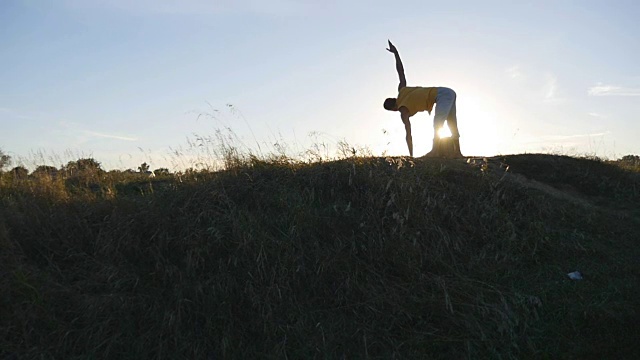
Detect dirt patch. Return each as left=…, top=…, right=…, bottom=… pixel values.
left=507, top=172, right=596, bottom=209
left=467, top=154, right=640, bottom=219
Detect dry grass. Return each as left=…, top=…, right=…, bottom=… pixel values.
left=1, top=152, right=639, bottom=359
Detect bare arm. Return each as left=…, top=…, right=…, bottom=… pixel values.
left=400, top=108, right=413, bottom=157
left=387, top=40, right=407, bottom=91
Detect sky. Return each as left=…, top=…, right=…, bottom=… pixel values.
left=1, top=0, right=639, bottom=171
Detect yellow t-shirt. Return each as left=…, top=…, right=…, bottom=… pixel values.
left=396, top=86, right=438, bottom=117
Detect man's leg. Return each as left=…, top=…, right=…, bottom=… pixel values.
left=446, top=97, right=460, bottom=139
left=434, top=88, right=455, bottom=136
left=445, top=95, right=463, bottom=157
left=426, top=87, right=455, bottom=157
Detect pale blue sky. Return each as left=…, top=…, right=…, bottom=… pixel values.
left=1, top=0, right=639, bottom=170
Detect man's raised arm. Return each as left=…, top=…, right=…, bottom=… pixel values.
left=386, top=40, right=406, bottom=91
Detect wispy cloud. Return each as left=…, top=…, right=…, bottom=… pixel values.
left=587, top=112, right=605, bottom=118
left=64, top=0, right=316, bottom=16
left=543, top=74, right=564, bottom=103
left=59, top=121, right=138, bottom=142
left=545, top=76, right=557, bottom=99
left=0, top=107, right=39, bottom=120
left=505, top=66, right=566, bottom=103
left=505, top=65, right=523, bottom=79
left=588, top=84, right=640, bottom=96
left=542, top=131, right=610, bottom=141
left=82, top=130, right=138, bottom=141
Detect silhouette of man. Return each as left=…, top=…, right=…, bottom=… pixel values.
left=383, top=40, right=462, bottom=158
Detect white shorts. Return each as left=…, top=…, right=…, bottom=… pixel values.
left=433, top=87, right=459, bottom=138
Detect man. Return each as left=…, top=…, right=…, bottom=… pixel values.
left=383, top=40, right=462, bottom=158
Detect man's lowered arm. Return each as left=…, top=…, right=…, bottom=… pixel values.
left=400, top=108, right=413, bottom=157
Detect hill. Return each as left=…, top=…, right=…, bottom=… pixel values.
left=1, top=153, right=639, bottom=359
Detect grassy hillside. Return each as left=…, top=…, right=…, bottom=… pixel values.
left=1, top=154, right=639, bottom=359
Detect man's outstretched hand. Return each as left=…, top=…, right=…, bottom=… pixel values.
left=386, top=40, right=398, bottom=54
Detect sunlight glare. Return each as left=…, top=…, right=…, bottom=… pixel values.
left=438, top=126, right=452, bottom=138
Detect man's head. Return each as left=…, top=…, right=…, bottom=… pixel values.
left=383, top=98, right=397, bottom=111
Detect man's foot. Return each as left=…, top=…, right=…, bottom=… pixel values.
left=424, top=138, right=441, bottom=157
left=440, top=137, right=464, bottom=158
left=451, top=138, right=464, bottom=158
left=425, top=137, right=464, bottom=158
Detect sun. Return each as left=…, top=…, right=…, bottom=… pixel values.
left=438, top=126, right=452, bottom=138
left=457, top=96, right=501, bottom=156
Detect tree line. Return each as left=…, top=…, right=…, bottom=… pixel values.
left=0, top=149, right=171, bottom=179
